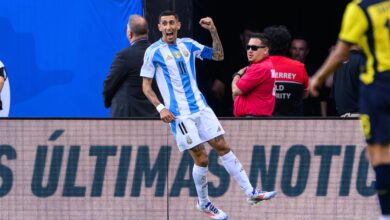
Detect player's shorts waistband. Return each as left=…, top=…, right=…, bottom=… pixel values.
left=374, top=71, right=390, bottom=83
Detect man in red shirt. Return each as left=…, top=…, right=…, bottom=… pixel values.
left=231, top=33, right=275, bottom=117
left=264, top=25, right=309, bottom=116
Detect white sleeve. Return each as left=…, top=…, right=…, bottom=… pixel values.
left=189, top=39, right=204, bottom=59
left=140, top=48, right=156, bottom=78
left=186, top=38, right=213, bottom=60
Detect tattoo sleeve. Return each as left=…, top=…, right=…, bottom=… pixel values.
left=210, top=29, right=224, bottom=61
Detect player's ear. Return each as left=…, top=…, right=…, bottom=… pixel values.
left=177, top=21, right=181, bottom=30
left=158, top=23, right=163, bottom=32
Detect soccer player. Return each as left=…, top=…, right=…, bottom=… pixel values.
left=309, top=0, right=390, bottom=219
left=141, top=10, right=277, bottom=220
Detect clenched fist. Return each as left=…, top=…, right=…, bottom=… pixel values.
left=199, top=17, right=216, bottom=31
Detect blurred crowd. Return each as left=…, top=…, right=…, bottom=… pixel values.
left=196, top=26, right=364, bottom=117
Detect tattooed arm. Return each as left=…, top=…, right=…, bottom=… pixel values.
left=199, top=17, right=224, bottom=61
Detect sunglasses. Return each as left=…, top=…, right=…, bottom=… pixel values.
left=246, top=45, right=267, bottom=51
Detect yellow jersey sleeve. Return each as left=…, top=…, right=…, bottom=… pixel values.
left=339, top=2, right=368, bottom=44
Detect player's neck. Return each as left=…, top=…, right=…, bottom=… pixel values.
left=162, top=37, right=177, bottom=45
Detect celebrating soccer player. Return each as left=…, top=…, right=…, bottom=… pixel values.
left=141, top=10, right=277, bottom=220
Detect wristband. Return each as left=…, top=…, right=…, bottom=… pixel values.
left=156, top=104, right=165, bottom=113
left=232, top=72, right=242, bottom=78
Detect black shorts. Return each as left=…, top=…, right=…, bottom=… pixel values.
left=359, top=80, right=390, bottom=144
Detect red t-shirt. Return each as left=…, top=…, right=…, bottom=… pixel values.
left=270, top=56, right=309, bottom=116
left=234, top=57, right=275, bottom=117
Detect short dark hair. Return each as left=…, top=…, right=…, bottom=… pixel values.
left=250, top=33, right=270, bottom=48
left=159, top=10, right=179, bottom=22
left=128, top=15, right=148, bottom=36
left=263, top=25, right=291, bottom=56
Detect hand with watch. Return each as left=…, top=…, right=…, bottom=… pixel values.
left=232, top=66, right=248, bottom=78
left=231, top=66, right=248, bottom=100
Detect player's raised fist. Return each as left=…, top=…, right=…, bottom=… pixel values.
left=199, top=17, right=215, bottom=31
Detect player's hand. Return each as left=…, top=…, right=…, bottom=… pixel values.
left=309, top=74, right=322, bottom=97
left=199, top=17, right=216, bottom=31
left=160, top=108, right=176, bottom=123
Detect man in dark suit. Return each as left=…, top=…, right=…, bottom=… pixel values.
left=103, top=15, right=159, bottom=117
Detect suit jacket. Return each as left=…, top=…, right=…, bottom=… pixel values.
left=103, top=39, right=159, bottom=117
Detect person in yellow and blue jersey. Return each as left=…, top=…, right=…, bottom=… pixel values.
left=310, top=0, right=390, bottom=218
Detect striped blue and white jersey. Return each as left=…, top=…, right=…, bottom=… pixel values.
left=140, top=38, right=214, bottom=116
